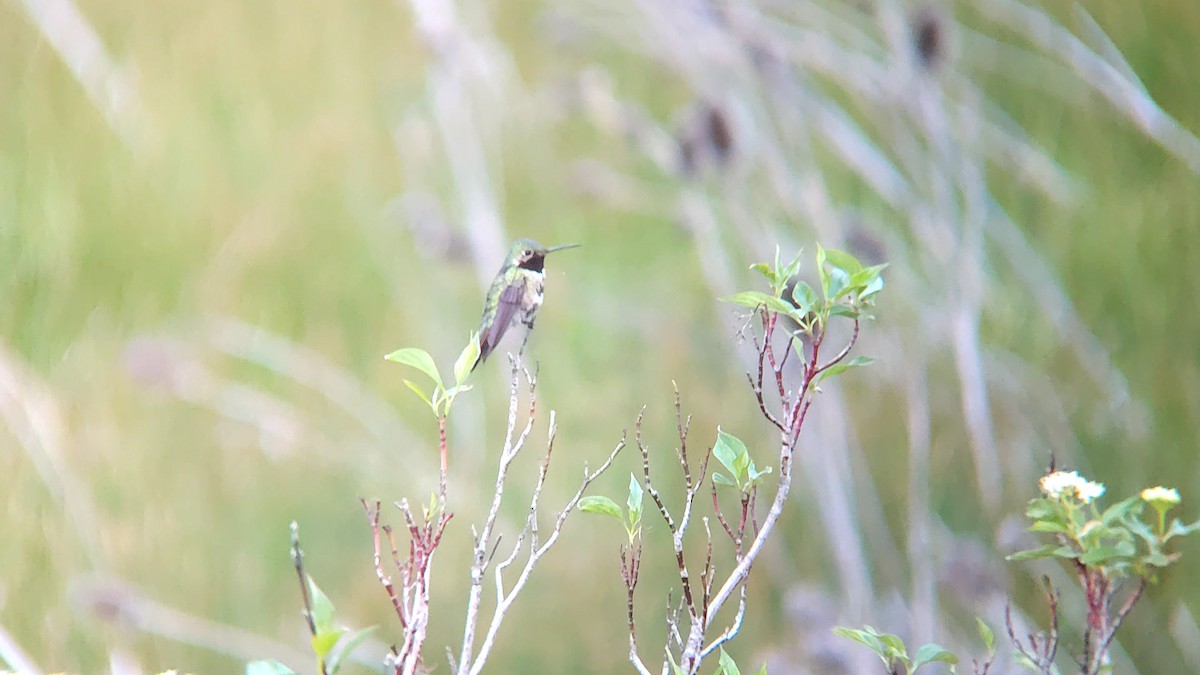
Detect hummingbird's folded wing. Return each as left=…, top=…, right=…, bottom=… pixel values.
left=479, top=276, right=527, bottom=362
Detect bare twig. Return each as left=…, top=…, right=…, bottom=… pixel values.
left=1005, top=578, right=1059, bottom=674
left=635, top=306, right=861, bottom=674
left=363, top=501, right=407, bottom=629
left=363, top=489, right=452, bottom=674
left=290, top=523, right=319, bottom=639
left=458, top=360, right=538, bottom=672
left=622, top=542, right=652, bottom=675
left=640, top=407, right=676, bottom=532
left=465, top=433, right=626, bottom=675
left=1096, top=578, right=1147, bottom=667
left=700, top=583, right=747, bottom=659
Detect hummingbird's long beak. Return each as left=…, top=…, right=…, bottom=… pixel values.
left=544, top=243, right=582, bottom=254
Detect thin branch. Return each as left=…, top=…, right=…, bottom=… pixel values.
left=700, top=518, right=715, bottom=623
left=640, top=407, right=676, bottom=532
left=1005, top=580, right=1059, bottom=675
left=711, top=480, right=737, bottom=545
left=623, top=542, right=653, bottom=675
left=811, top=319, right=860, bottom=378
left=290, top=523, right=319, bottom=638
left=458, top=360, right=537, bottom=672
left=673, top=383, right=694, bottom=484
left=465, top=433, right=627, bottom=675
left=700, top=583, right=747, bottom=659
left=363, top=500, right=407, bottom=627
left=1092, top=578, right=1147, bottom=674
left=746, top=371, right=785, bottom=433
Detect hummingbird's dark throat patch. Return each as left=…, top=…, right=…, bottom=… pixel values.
left=518, top=255, right=546, bottom=272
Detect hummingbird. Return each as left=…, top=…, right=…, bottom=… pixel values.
left=474, top=238, right=581, bottom=369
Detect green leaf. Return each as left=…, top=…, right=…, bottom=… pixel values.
left=816, top=243, right=829, bottom=298
left=754, top=665, right=767, bottom=675
left=384, top=348, right=443, bottom=388
left=976, top=617, right=996, bottom=655
left=1125, top=516, right=1159, bottom=547
left=443, top=384, right=474, bottom=399
left=717, top=648, right=741, bottom=675
left=827, top=265, right=850, bottom=300
left=1006, top=544, right=1074, bottom=562
left=1166, top=518, right=1200, bottom=540
left=1026, top=498, right=1067, bottom=523
left=326, top=625, right=378, bottom=675
left=816, top=356, right=876, bottom=383
left=425, top=490, right=440, bottom=521
left=307, top=575, right=336, bottom=635
left=246, top=661, right=299, bottom=675
left=722, top=291, right=801, bottom=319
left=833, top=626, right=886, bottom=654
left=712, top=472, right=737, bottom=487
left=579, top=496, right=624, bottom=521
left=1100, top=497, right=1143, bottom=525
left=453, top=333, right=481, bottom=386
left=402, top=379, right=437, bottom=413
left=1079, top=542, right=1137, bottom=566
left=749, top=262, right=776, bottom=286
left=791, top=281, right=818, bottom=316
left=878, top=632, right=908, bottom=659
left=1143, top=551, right=1180, bottom=568
left=311, top=629, right=345, bottom=660
left=1029, top=520, right=1070, bottom=534
left=666, top=649, right=684, bottom=675
left=627, top=474, right=644, bottom=520
left=849, top=262, right=887, bottom=286
left=781, top=248, right=804, bottom=282
left=913, top=643, right=958, bottom=669
left=860, top=274, right=885, bottom=300
left=713, top=428, right=749, bottom=483
left=723, top=290, right=775, bottom=309
left=828, top=303, right=860, bottom=319
left=823, top=248, right=864, bottom=275
left=732, top=447, right=751, bottom=482
left=748, top=463, right=772, bottom=482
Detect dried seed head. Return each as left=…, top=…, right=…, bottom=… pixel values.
left=676, top=102, right=736, bottom=177
left=912, top=5, right=946, bottom=72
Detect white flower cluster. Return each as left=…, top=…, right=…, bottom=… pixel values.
left=1141, top=486, right=1181, bottom=505
left=1038, top=470, right=1106, bottom=504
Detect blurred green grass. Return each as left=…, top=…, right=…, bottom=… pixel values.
left=3, top=0, right=1199, bottom=673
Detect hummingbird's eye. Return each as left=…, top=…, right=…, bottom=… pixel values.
left=523, top=249, right=532, bottom=257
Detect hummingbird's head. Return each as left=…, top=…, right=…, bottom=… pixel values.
left=509, top=238, right=581, bottom=272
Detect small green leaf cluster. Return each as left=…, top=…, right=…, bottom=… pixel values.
left=1007, top=472, right=1200, bottom=580
left=832, top=625, right=960, bottom=674
left=726, top=244, right=886, bottom=332
left=246, top=576, right=376, bottom=675
left=711, top=428, right=770, bottom=492
left=384, top=333, right=480, bottom=418
left=579, top=473, right=644, bottom=543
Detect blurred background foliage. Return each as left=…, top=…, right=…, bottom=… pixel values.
left=2, top=0, right=1199, bottom=673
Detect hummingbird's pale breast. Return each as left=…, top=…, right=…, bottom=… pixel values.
left=518, top=268, right=545, bottom=320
